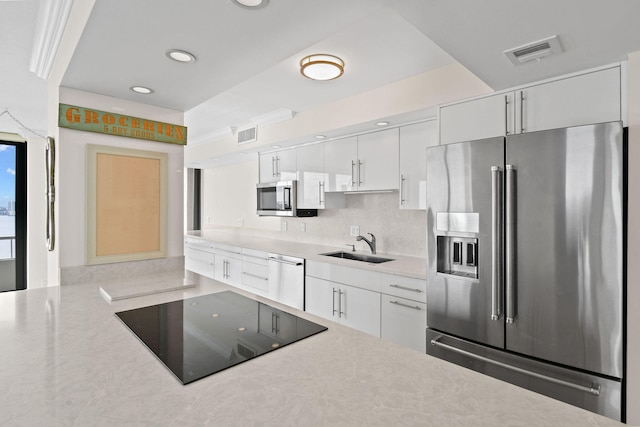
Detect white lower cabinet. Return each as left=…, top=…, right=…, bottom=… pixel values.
left=381, top=294, right=426, bottom=352
left=305, top=276, right=381, bottom=337
left=241, top=248, right=270, bottom=297
left=213, top=245, right=242, bottom=287
left=380, top=273, right=427, bottom=352
left=185, top=239, right=215, bottom=279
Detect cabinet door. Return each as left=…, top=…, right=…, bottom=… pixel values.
left=356, top=128, right=399, bottom=191
left=324, top=137, right=357, bottom=192
left=304, top=276, right=337, bottom=321
left=276, top=149, right=297, bottom=182
left=381, top=294, right=426, bottom=352
left=296, top=144, right=324, bottom=209
left=399, top=120, right=438, bottom=210
left=516, top=66, right=621, bottom=134
left=214, top=256, right=241, bottom=286
left=439, top=92, right=515, bottom=144
left=259, top=153, right=278, bottom=182
left=340, top=284, right=381, bottom=337
left=259, top=152, right=277, bottom=183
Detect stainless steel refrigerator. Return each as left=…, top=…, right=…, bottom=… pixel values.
left=425, top=122, right=625, bottom=421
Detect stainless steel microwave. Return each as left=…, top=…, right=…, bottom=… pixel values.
left=256, top=181, right=317, bottom=217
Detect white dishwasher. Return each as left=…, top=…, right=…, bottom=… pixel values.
left=268, top=254, right=304, bottom=310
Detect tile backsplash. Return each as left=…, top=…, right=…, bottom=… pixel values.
left=206, top=192, right=426, bottom=258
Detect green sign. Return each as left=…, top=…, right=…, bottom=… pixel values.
left=58, top=104, right=187, bottom=145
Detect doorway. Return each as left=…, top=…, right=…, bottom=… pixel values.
left=0, top=139, right=26, bottom=291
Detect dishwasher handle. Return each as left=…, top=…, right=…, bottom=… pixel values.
left=268, top=256, right=303, bottom=266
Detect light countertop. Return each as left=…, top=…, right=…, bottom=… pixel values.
left=0, top=275, right=624, bottom=426
left=186, top=229, right=427, bottom=280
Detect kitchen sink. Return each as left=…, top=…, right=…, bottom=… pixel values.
left=321, top=251, right=394, bottom=264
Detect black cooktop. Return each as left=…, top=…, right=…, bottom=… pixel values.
left=116, top=291, right=327, bottom=384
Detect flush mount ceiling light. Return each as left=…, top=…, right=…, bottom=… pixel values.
left=300, top=54, right=344, bottom=81
left=231, top=0, right=268, bottom=9
left=376, top=121, right=390, bottom=126
left=130, top=86, right=153, bottom=94
left=166, top=49, right=196, bottom=63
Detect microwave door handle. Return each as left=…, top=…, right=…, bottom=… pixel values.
left=283, top=187, right=291, bottom=209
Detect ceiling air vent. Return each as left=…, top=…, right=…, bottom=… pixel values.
left=504, top=35, right=562, bottom=66
left=237, top=125, right=257, bottom=144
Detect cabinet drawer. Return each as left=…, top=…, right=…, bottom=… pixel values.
left=306, top=260, right=380, bottom=293
left=242, top=248, right=269, bottom=266
left=381, top=294, right=426, bottom=352
left=185, top=246, right=215, bottom=264
left=214, top=244, right=242, bottom=259
left=185, top=257, right=215, bottom=279
left=241, top=262, right=269, bottom=294
left=380, top=273, right=426, bottom=303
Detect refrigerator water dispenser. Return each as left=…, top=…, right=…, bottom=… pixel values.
left=436, top=235, right=478, bottom=279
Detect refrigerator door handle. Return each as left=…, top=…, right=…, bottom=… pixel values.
left=491, top=166, right=502, bottom=321
left=505, top=164, right=516, bottom=324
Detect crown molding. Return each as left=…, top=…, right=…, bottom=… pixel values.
left=29, top=0, right=74, bottom=79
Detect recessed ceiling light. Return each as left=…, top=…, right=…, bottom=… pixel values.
left=166, top=49, right=196, bottom=63
left=315, top=135, right=326, bottom=139
left=300, top=54, right=344, bottom=81
left=376, top=121, right=390, bottom=126
left=231, top=0, right=268, bottom=9
left=271, top=145, right=281, bottom=149
left=130, top=86, right=153, bottom=94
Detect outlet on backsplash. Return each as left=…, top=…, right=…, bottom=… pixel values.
left=350, top=225, right=360, bottom=237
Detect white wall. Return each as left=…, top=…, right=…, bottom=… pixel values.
left=57, top=88, right=184, bottom=272
left=626, top=51, right=640, bottom=426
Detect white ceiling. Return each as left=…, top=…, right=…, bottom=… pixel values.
left=3, top=0, right=640, bottom=145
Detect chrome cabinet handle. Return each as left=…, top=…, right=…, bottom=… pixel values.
left=272, top=156, right=276, bottom=177
left=504, top=95, right=510, bottom=135
left=351, top=161, right=356, bottom=186
left=332, top=288, right=338, bottom=315
left=430, top=337, right=601, bottom=396
left=358, top=160, right=363, bottom=185
left=400, top=174, right=406, bottom=205
left=491, top=166, right=502, bottom=321
left=389, top=300, right=421, bottom=311
left=505, top=164, right=516, bottom=324
left=339, top=289, right=345, bottom=317
left=319, top=181, right=324, bottom=205
left=389, top=284, right=422, bottom=293
left=519, top=91, right=525, bottom=133
left=242, top=272, right=268, bottom=281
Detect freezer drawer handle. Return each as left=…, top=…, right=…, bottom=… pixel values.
left=389, top=284, right=423, bottom=293
left=389, top=300, right=421, bottom=311
left=505, top=164, right=517, bottom=324
left=430, top=337, right=601, bottom=396
left=491, top=166, right=503, bottom=321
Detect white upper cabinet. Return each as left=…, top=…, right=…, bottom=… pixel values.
left=324, top=136, right=358, bottom=192
left=439, top=92, right=515, bottom=145
left=399, top=120, right=438, bottom=210
left=296, top=143, right=345, bottom=209
left=259, top=149, right=297, bottom=183
left=515, top=66, right=621, bottom=134
left=356, top=128, right=399, bottom=192
left=439, top=65, right=622, bottom=145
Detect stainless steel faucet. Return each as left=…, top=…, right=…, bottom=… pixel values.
left=356, top=233, right=376, bottom=254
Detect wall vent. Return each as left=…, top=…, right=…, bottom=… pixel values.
left=237, top=125, right=257, bottom=144
left=504, top=35, right=562, bottom=66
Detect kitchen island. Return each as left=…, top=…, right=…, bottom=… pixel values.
left=0, top=276, right=625, bottom=426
